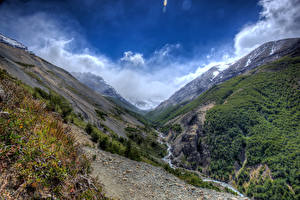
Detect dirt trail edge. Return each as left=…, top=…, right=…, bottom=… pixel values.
left=82, top=146, right=248, bottom=200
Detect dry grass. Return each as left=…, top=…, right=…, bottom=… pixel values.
left=0, top=69, right=109, bottom=199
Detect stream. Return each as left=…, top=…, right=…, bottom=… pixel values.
left=158, top=132, right=175, bottom=168
left=157, top=130, right=244, bottom=197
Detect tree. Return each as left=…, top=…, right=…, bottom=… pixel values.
left=85, top=123, right=93, bottom=135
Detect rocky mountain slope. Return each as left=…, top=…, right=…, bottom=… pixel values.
left=0, top=33, right=27, bottom=50
left=148, top=38, right=300, bottom=121
left=159, top=53, right=300, bottom=200
left=73, top=72, right=143, bottom=114
left=0, top=38, right=144, bottom=138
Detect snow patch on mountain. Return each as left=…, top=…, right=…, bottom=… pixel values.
left=132, top=99, right=158, bottom=111
left=212, top=71, right=219, bottom=79
left=0, top=33, right=27, bottom=50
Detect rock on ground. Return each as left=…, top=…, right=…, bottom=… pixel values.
left=83, top=147, right=248, bottom=200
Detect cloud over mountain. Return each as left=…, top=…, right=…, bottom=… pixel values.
left=120, top=51, right=145, bottom=66
left=234, top=0, right=300, bottom=56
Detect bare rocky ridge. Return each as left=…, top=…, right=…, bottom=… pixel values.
left=73, top=72, right=143, bottom=114
left=0, top=41, right=143, bottom=137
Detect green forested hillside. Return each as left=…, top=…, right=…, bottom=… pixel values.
left=167, top=56, right=300, bottom=200
left=203, top=57, right=300, bottom=199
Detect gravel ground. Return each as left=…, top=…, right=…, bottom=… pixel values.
left=83, top=147, right=249, bottom=200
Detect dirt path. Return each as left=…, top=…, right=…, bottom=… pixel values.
left=71, top=122, right=247, bottom=200
left=83, top=146, right=247, bottom=200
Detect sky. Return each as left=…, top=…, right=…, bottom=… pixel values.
left=0, top=0, right=300, bottom=109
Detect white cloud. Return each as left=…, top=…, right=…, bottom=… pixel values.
left=234, top=0, right=300, bottom=56
left=32, top=34, right=185, bottom=110
left=120, top=51, right=145, bottom=66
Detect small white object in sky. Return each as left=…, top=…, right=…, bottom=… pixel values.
left=163, top=0, right=168, bottom=13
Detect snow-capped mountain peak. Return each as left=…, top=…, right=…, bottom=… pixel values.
left=153, top=38, right=300, bottom=112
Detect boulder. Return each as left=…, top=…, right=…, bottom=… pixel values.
left=0, top=111, right=10, bottom=119
left=0, top=86, right=5, bottom=101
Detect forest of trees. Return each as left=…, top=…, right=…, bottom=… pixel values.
left=198, top=57, right=300, bottom=199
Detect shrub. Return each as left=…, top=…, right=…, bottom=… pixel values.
left=91, top=132, right=100, bottom=143
left=85, top=123, right=93, bottom=135
left=95, top=109, right=107, bottom=120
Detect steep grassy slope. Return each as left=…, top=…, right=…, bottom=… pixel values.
left=165, top=56, right=300, bottom=200
left=0, top=70, right=108, bottom=199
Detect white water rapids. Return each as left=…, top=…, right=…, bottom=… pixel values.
left=157, top=131, right=175, bottom=168
left=157, top=130, right=244, bottom=197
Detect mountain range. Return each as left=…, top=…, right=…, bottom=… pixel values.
left=73, top=71, right=143, bottom=114
left=0, top=33, right=144, bottom=138
left=148, top=38, right=300, bottom=121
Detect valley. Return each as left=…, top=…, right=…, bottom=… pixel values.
left=0, top=33, right=299, bottom=200
left=157, top=130, right=245, bottom=197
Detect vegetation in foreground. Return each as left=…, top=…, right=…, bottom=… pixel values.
left=0, top=69, right=108, bottom=199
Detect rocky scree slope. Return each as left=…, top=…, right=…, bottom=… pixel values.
left=0, top=40, right=144, bottom=138
left=161, top=55, right=300, bottom=200
left=149, top=38, right=300, bottom=122
left=82, top=146, right=248, bottom=200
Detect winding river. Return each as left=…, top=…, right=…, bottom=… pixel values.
left=157, top=131, right=244, bottom=197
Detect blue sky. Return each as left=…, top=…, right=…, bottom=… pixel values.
left=0, top=0, right=260, bottom=59
left=63, top=0, right=260, bottom=59
left=0, top=0, right=300, bottom=109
